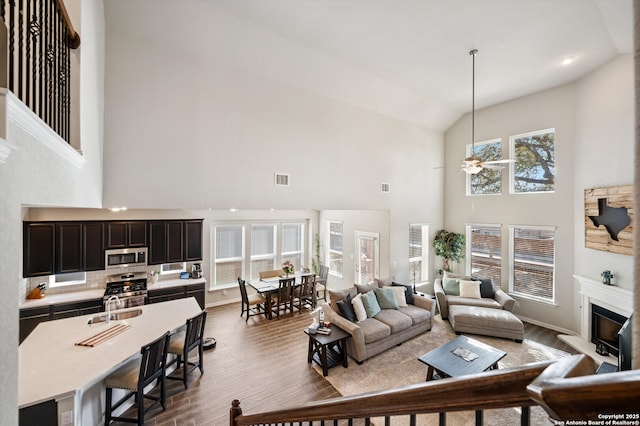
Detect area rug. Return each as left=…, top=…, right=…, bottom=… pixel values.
left=313, top=315, right=571, bottom=425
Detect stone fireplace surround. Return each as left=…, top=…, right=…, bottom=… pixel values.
left=559, top=275, right=633, bottom=365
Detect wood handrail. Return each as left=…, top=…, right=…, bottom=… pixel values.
left=54, top=0, right=80, bottom=49
left=230, top=360, right=554, bottom=425
left=528, top=355, right=640, bottom=420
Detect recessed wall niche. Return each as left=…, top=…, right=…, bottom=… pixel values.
left=584, top=185, right=633, bottom=255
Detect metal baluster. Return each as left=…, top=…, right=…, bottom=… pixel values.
left=46, top=0, right=51, bottom=128
left=521, top=406, right=530, bottom=426
left=8, top=0, right=14, bottom=92
left=409, top=414, right=416, bottom=426
left=17, top=0, right=22, bottom=99
left=24, top=0, right=29, bottom=105
left=64, top=21, right=69, bottom=142
left=38, top=0, right=42, bottom=117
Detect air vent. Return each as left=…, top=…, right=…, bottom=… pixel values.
left=381, top=183, right=390, bottom=193
left=275, top=173, right=290, bottom=187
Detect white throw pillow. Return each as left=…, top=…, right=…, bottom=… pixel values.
left=459, top=280, right=482, bottom=299
left=351, top=293, right=368, bottom=322
left=384, top=286, right=407, bottom=307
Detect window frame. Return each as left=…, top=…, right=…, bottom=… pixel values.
left=509, top=128, right=555, bottom=194
left=465, top=223, right=502, bottom=287
left=213, top=224, right=246, bottom=288
left=508, top=224, right=556, bottom=304
left=250, top=224, right=277, bottom=280
left=355, top=231, right=379, bottom=285
left=327, top=220, right=343, bottom=278
left=281, top=223, right=305, bottom=272
left=466, top=138, right=503, bottom=196
left=409, top=223, right=429, bottom=285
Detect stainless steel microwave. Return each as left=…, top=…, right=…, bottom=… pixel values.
left=105, top=247, right=147, bottom=270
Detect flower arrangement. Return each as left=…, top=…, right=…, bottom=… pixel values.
left=282, top=260, right=295, bottom=276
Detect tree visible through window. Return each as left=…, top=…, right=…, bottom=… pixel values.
left=467, top=224, right=501, bottom=286
left=328, top=221, right=343, bottom=276
left=509, top=226, right=555, bottom=302
left=467, top=139, right=502, bottom=195
left=510, top=129, right=555, bottom=193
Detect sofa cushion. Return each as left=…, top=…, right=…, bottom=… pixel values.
left=442, top=277, right=460, bottom=296
left=374, top=277, right=394, bottom=288
left=473, top=276, right=496, bottom=299
left=373, top=309, right=413, bottom=333
left=392, top=282, right=414, bottom=304
left=361, top=291, right=381, bottom=318
left=443, top=271, right=471, bottom=280
left=337, top=293, right=357, bottom=322
left=329, top=287, right=357, bottom=312
left=398, top=305, right=431, bottom=325
left=459, top=280, right=481, bottom=299
left=351, top=293, right=368, bottom=322
left=375, top=287, right=399, bottom=309
left=384, top=286, right=408, bottom=307
left=447, top=295, right=502, bottom=310
left=358, top=318, right=391, bottom=343
left=356, top=282, right=379, bottom=294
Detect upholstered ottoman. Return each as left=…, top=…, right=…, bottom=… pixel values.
left=448, top=305, right=524, bottom=342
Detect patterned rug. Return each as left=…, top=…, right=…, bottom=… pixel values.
left=313, top=315, right=571, bottom=425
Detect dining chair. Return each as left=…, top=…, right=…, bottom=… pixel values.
left=259, top=269, right=282, bottom=280
left=315, top=264, right=329, bottom=303
left=166, top=310, right=207, bottom=389
left=271, top=277, right=295, bottom=319
left=295, top=274, right=316, bottom=311
left=238, top=277, right=267, bottom=321
left=105, top=331, right=171, bottom=425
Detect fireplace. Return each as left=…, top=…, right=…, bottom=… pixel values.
left=591, top=304, right=628, bottom=357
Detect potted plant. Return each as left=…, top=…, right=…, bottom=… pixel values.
left=432, top=229, right=465, bottom=272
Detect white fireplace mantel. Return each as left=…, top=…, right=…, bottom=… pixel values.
left=559, top=275, right=633, bottom=365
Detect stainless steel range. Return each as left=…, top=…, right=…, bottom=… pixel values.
left=104, top=272, right=148, bottom=310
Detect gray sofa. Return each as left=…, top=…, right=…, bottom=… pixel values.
left=434, top=276, right=515, bottom=320
left=321, top=281, right=436, bottom=363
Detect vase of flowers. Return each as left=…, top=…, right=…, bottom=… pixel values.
left=282, top=260, right=295, bottom=277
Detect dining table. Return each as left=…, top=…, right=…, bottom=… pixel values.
left=249, top=272, right=316, bottom=319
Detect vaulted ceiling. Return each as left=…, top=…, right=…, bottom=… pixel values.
left=105, top=0, right=632, bottom=131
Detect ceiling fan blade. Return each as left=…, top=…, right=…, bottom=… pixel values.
left=483, top=164, right=505, bottom=170
left=484, top=159, right=515, bottom=165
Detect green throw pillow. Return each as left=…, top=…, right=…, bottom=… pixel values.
left=361, top=290, right=381, bottom=318
left=374, top=287, right=399, bottom=309
left=442, top=277, right=460, bottom=296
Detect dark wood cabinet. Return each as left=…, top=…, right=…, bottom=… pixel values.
left=166, top=221, right=184, bottom=263
left=19, top=306, right=51, bottom=344
left=56, top=222, right=83, bottom=274
left=184, top=220, right=203, bottom=261
left=147, top=221, right=167, bottom=265
left=148, top=282, right=205, bottom=309
left=23, top=223, right=56, bottom=277
left=106, top=221, right=147, bottom=249
left=83, top=222, right=105, bottom=271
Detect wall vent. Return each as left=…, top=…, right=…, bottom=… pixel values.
left=381, top=183, right=390, bottom=193
left=275, top=173, right=290, bottom=187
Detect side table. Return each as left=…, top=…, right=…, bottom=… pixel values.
left=304, top=325, right=349, bottom=376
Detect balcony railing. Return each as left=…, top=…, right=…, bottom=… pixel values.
left=0, top=0, right=79, bottom=144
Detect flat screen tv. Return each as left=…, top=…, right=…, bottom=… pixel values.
left=618, top=313, right=633, bottom=371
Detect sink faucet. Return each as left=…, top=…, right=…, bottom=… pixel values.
left=106, top=295, right=122, bottom=324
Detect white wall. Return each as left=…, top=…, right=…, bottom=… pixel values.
left=0, top=1, right=105, bottom=423
left=443, top=54, right=633, bottom=333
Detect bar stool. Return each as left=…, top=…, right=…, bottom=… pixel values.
left=166, top=310, right=207, bottom=389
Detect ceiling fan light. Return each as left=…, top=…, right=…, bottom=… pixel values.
left=463, top=164, right=483, bottom=175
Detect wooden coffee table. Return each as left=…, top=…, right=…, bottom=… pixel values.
left=418, top=335, right=506, bottom=381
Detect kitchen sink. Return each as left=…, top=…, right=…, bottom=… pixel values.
left=87, top=309, right=142, bottom=325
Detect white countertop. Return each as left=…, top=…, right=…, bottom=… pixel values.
left=19, top=297, right=202, bottom=408
left=20, top=278, right=207, bottom=309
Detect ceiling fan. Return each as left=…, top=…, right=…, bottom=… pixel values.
left=461, top=49, right=514, bottom=175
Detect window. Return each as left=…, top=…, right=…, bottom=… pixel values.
left=250, top=225, right=276, bottom=280
left=281, top=223, right=304, bottom=271
left=409, top=224, right=429, bottom=284
left=355, top=231, right=379, bottom=285
left=160, top=262, right=186, bottom=275
left=214, top=225, right=245, bottom=287
left=466, top=224, right=501, bottom=287
left=48, top=271, right=86, bottom=288
left=509, top=226, right=555, bottom=303
left=327, top=221, right=343, bottom=277
left=467, top=139, right=502, bottom=195
left=510, top=129, right=555, bottom=193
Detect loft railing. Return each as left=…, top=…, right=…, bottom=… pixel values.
left=0, top=0, right=80, bottom=144
left=230, top=355, right=640, bottom=426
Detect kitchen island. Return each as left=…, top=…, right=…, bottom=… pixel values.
left=19, top=297, right=202, bottom=425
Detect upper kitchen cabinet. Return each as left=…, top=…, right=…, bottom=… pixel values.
left=106, top=221, right=147, bottom=249
left=83, top=222, right=104, bottom=271
left=23, top=222, right=56, bottom=277
left=184, top=220, right=203, bottom=261
left=56, top=222, right=83, bottom=274
left=148, top=219, right=203, bottom=265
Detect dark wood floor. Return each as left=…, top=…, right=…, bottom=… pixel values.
left=114, top=302, right=577, bottom=425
